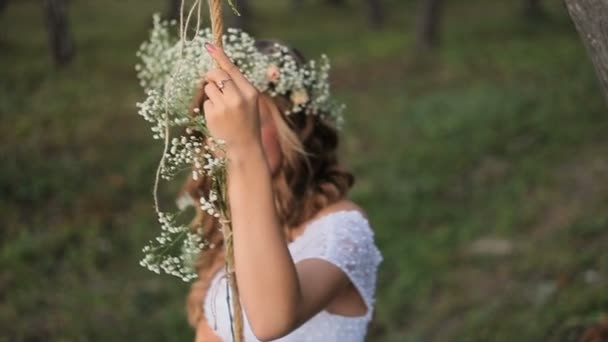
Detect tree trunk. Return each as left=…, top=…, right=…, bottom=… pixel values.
left=0, top=0, right=8, bottom=15
left=42, top=0, right=74, bottom=67
left=415, top=0, right=444, bottom=51
left=565, top=0, right=608, bottom=103
left=326, top=0, right=346, bottom=6
left=365, top=0, right=385, bottom=29
left=522, top=0, right=544, bottom=19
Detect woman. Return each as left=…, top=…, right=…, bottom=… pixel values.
left=183, top=39, right=383, bottom=342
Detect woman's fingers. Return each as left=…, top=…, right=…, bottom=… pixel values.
left=205, top=68, right=238, bottom=95
left=198, top=43, right=262, bottom=149
left=203, top=81, right=224, bottom=103
left=202, top=98, right=214, bottom=117
left=204, top=42, right=252, bottom=91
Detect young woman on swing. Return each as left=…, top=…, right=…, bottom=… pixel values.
left=183, top=39, right=383, bottom=342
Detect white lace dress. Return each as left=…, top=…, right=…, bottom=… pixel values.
left=203, top=210, right=383, bottom=342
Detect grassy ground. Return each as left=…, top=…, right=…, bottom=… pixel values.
left=1, top=0, right=607, bottom=341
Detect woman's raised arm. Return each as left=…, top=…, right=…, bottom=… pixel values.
left=201, top=43, right=350, bottom=341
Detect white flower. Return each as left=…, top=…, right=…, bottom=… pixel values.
left=135, top=17, right=344, bottom=128
left=290, top=88, right=309, bottom=106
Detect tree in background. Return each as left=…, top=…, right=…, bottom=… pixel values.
left=365, top=0, right=385, bottom=29
left=415, top=0, right=444, bottom=51
left=565, top=0, right=608, bottom=102
left=0, top=0, right=74, bottom=66
left=522, top=0, right=545, bottom=19
left=297, top=0, right=385, bottom=28
left=42, top=0, right=75, bottom=67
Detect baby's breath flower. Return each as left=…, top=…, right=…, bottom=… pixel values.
left=140, top=211, right=211, bottom=282
left=136, top=15, right=344, bottom=130
left=135, top=13, right=345, bottom=281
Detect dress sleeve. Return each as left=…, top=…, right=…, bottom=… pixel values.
left=292, top=211, right=383, bottom=316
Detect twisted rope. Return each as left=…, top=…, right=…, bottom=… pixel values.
left=207, top=2, right=243, bottom=340
left=209, top=0, right=224, bottom=49
left=152, top=2, right=243, bottom=340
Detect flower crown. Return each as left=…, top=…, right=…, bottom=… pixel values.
left=136, top=14, right=345, bottom=130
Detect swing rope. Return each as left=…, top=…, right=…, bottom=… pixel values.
left=206, top=2, right=244, bottom=340
left=151, top=1, right=243, bottom=340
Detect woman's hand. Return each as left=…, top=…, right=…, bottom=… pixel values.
left=198, top=42, right=262, bottom=153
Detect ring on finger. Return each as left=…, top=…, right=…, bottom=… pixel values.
left=217, top=78, right=233, bottom=91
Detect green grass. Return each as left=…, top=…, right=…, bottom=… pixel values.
left=1, top=0, right=607, bottom=341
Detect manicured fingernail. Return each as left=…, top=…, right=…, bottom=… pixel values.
left=204, top=42, right=215, bottom=53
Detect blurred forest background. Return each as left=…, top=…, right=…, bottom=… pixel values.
left=1, top=0, right=607, bottom=341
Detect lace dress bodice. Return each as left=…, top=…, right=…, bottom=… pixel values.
left=203, top=210, right=383, bottom=342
